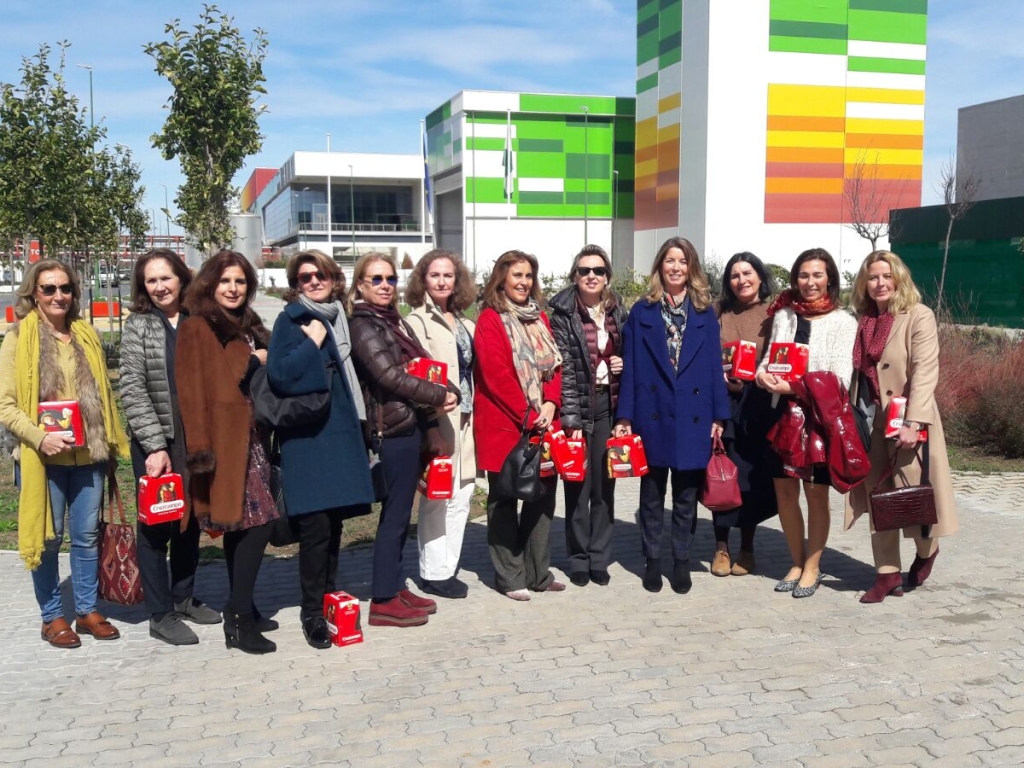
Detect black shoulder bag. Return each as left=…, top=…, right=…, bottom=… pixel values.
left=251, top=362, right=334, bottom=429
left=496, top=410, right=547, bottom=502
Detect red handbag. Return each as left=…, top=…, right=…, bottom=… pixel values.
left=98, top=465, right=145, bottom=605
left=701, top=435, right=742, bottom=512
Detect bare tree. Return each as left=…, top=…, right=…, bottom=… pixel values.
left=844, top=151, right=911, bottom=252
left=936, top=157, right=980, bottom=313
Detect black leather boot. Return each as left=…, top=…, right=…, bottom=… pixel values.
left=251, top=603, right=279, bottom=632
left=643, top=558, right=663, bottom=593
left=224, top=612, right=276, bottom=654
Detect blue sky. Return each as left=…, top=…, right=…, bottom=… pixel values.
left=1, top=0, right=1021, bottom=237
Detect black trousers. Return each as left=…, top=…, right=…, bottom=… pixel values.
left=638, top=467, right=704, bottom=562
left=372, top=430, right=421, bottom=601
left=136, top=513, right=201, bottom=619
left=486, top=472, right=557, bottom=593
left=563, top=390, right=615, bottom=574
left=295, top=508, right=344, bottom=619
left=222, top=522, right=273, bottom=616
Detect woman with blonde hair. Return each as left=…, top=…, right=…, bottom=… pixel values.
left=0, top=260, right=129, bottom=648
left=845, top=250, right=957, bottom=603
left=404, top=249, right=478, bottom=600
left=615, top=237, right=730, bottom=594
left=474, top=250, right=565, bottom=600
left=549, top=245, right=627, bottom=587
left=348, top=252, right=457, bottom=627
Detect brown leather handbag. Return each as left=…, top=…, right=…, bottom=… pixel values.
left=99, top=465, right=145, bottom=605
left=870, top=443, right=938, bottom=533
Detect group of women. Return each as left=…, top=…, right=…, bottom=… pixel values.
left=0, top=236, right=957, bottom=654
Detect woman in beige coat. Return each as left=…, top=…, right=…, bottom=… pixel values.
left=846, top=250, right=958, bottom=603
left=405, top=250, right=477, bottom=600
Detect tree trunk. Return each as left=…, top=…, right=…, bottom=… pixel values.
left=938, top=216, right=955, bottom=314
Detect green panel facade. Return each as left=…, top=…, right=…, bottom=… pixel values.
left=768, top=0, right=928, bottom=54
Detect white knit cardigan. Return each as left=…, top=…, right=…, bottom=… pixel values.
left=757, top=306, right=858, bottom=390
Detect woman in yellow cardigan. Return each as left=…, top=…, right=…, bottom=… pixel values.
left=0, top=260, right=129, bottom=648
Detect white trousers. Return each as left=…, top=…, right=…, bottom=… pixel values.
left=417, top=458, right=474, bottom=581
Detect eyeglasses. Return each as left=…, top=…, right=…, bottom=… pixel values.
left=363, top=275, right=398, bottom=286
left=37, top=283, right=73, bottom=297
left=577, top=266, right=608, bottom=278
left=297, top=270, right=328, bottom=285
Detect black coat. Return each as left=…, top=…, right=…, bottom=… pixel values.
left=548, top=287, right=628, bottom=435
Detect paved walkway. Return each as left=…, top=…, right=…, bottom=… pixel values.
left=2, top=471, right=1024, bottom=766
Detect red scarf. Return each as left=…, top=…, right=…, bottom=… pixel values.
left=767, top=288, right=836, bottom=318
left=853, top=305, right=894, bottom=405
left=357, top=302, right=430, bottom=363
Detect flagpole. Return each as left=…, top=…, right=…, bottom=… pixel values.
left=420, top=119, right=427, bottom=245
left=506, top=108, right=512, bottom=232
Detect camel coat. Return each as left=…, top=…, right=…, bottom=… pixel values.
left=845, top=303, right=958, bottom=539
left=405, top=297, right=476, bottom=487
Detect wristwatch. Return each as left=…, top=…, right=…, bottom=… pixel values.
left=904, top=421, right=923, bottom=431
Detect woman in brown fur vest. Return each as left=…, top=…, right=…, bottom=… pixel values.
left=176, top=251, right=279, bottom=654
left=0, top=260, right=129, bottom=649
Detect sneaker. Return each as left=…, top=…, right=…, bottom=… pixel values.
left=174, top=597, right=222, bottom=625
left=150, top=614, right=199, bottom=645
left=368, top=596, right=429, bottom=627
left=420, top=576, right=469, bottom=599
left=398, top=588, right=437, bottom=614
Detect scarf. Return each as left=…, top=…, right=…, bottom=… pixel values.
left=767, top=288, right=836, bottom=318
left=853, top=305, right=895, bottom=405
left=16, top=310, right=129, bottom=570
left=577, top=293, right=619, bottom=379
left=500, top=300, right=562, bottom=412
left=356, top=301, right=430, bottom=362
left=298, top=295, right=365, bottom=421
left=660, top=294, right=689, bottom=370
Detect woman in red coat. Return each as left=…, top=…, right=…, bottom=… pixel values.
left=474, top=250, right=565, bottom=601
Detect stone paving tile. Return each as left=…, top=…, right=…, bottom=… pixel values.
left=1, top=474, right=1023, bottom=765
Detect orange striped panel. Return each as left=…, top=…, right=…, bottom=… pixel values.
left=846, top=133, right=924, bottom=150
left=766, top=177, right=845, bottom=194
left=843, top=163, right=923, bottom=180
left=765, top=193, right=844, bottom=224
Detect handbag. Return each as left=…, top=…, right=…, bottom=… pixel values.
left=700, top=434, right=742, bottom=512
left=267, top=434, right=296, bottom=547
left=852, top=372, right=875, bottom=453
left=368, top=397, right=388, bottom=502
left=496, top=410, right=547, bottom=502
left=870, top=442, right=938, bottom=532
left=98, top=465, right=145, bottom=605
left=250, top=362, right=333, bottom=429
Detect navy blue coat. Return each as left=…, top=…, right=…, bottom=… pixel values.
left=617, top=298, right=731, bottom=471
left=268, top=302, right=374, bottom=516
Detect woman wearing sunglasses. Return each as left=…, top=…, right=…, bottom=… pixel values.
left=0, top=260, right=129, bottom=649
left=548, top=245, right=628, bottom=587
left=348, top=253, right=458, bottom=627
left=266, top=250, right=374, bottom=648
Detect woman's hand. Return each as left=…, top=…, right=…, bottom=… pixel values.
left=895, top=423, right=923, bottom=450
left=39, top=433, right=75, bottom=456
left=532, top=402, right=557, bottom=432
left=711, top=421, right=724, bottom=439
left=757, top=371, right=792, bottom=395
left=425, top=427, right=448, bottom=456
left=608, top=355, right=623, bottom=375
left=725, top=372, right=744, bottom=394
left=252, top=349, right=268, bottom=365
left=568, top=429, right=583, bottom=441
left=612, top=419, right=632, bottom=437
left=441, top=391, right=459, bottom=413
left=302, top=319, right=328, bottom=348
left=145, top=450, right=172, bottom=477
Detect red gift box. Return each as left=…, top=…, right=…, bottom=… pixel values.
left=138, top=473, right=185, bottom=525
left=606, top=434, right=650, bottom=478
left=722, top=340, right=758, bottom=381
left=538, top=434, right=556, bottom=478
left=885, top=397, right=928, bottom=441
left=406, top=357, right=448, bottom=385
left=418, top=455, right=454, bottom=500
left=547, top=429, right=587, bottom=482
left=323, top=591, right=363, bottom=647
left=766, top=342, right=809, bottom=382
left=38, top=400, right=84, bottom=447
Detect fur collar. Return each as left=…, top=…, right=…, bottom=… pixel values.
left=37, top=329, right=109, bottom=461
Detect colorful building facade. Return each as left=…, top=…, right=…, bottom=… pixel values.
left=634, top=0, right=927, bottom=272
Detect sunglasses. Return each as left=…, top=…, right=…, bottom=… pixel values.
left=37, top=283, right=74, bottom=297
left=364, top=275, right=398, bottom=286
left=577, top=266, right=608, bottom=278
left=297, top=270, right=328, bottom=285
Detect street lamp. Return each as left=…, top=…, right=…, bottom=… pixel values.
left=582, top=106, right=589, bottom=246
left=349, top=164, right=356, bottom=257
left=160, top=183, right=171, bottom=239
left=76, top=64, right=94, bottom=129
left=325, top=133, right=333, bottom=257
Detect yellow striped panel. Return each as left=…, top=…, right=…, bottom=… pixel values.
left=843, top=147, right=923, bottom=165
left=635, top=117, right=659, bottom=148
left=767, top=130, right=846, bottom=149
left=845, top=118, right=924, bottom=136
left=636, top=159, right=659, bottom=178
left=846, top=87, right=925, bottom=106
left=658, top=92, right=681, bottom=113
left=768, top=84, right=846, bottom=117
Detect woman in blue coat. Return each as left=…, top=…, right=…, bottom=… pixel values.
left=615, top=237, right=730, bottom=594
left=268, top=250, right=374, bottom=649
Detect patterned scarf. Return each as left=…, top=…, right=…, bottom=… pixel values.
left=853, top=305, right=895, bottom=405
left=500, top=300, right=562, bottom=412
left=660, top=294, right=689, bottom=370
left=767, top=288, right=836, bottom=318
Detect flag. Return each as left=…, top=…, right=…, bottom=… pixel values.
left=421, top=125, right=433, bottom=216
left=503, top=110, right=515, bottom=202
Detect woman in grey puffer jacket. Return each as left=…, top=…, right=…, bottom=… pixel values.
left=120, top=249, right=221, bottom=645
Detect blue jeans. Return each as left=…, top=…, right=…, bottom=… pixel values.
left=32, top=463, right=106, bottom=622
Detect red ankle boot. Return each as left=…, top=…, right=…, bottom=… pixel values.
left=860, top=572, right=904, bottom=604
left=908, top=546, right=939, bottom=588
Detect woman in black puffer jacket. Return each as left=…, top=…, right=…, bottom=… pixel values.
left=347, top=253, right=459, bottom=629
left=549, top=245, right=628, bottom=588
